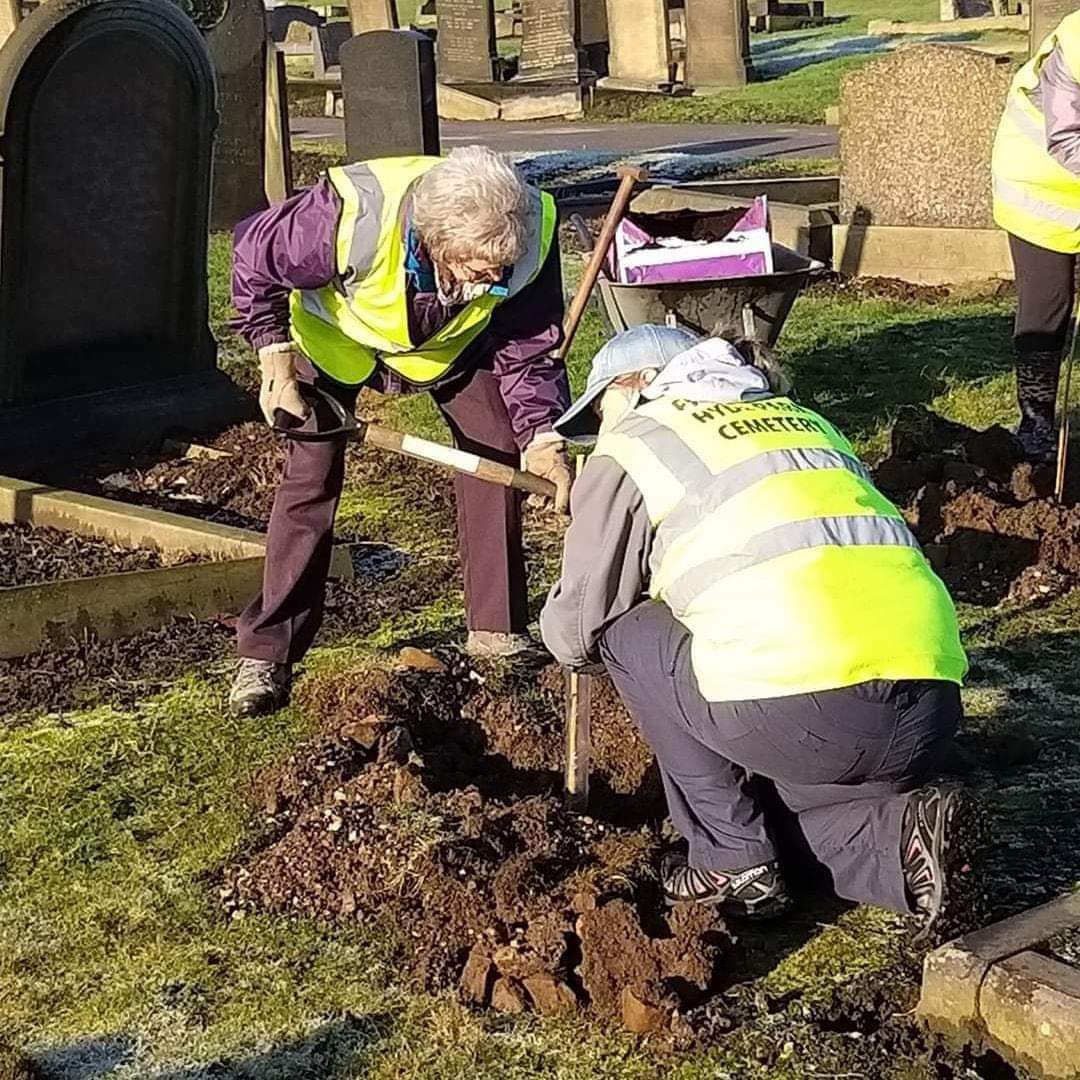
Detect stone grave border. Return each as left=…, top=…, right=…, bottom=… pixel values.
left=0, top=476, right=353, bottom=659
left=919, top=890, right=1080, bottom=1079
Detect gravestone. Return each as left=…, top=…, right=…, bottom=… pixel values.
left=268, top=3, right=323, bottom=44
left=347, top=0, right=398, bottom=33
left=313, top=19, right=352, bottom=77
left=579, top=0, right=608, bottom=72
left=840, top=45, right=1013, bottom=229
left=438, top=0, right=497, bottom=83
left=206, top=0, right=269, bottom=229
left=1030, top=0, right=1080, bottom=54
left=265, top=39, right=293, bottom=203
left=604, top=0, right=670, bottom=88
left=342, top=29, right=439, bottom=158
left=0, top=0, right=239, bottom=463
left=685, top=0, right=750, bottom=89
left=517, top=0, right=581, bottom=81
left=0, top=0, right=18, bottom=48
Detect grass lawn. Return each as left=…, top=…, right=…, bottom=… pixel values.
left=3, top=232, right=1078, bottom=1078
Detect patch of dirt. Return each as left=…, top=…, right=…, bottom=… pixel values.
left=806, top=274, right=956, bottom=305
left=0, top=523, right=196, bottom=588
left=1042, top=925, right=1080, bottom=969
left=872, top=405, right=1080, bottom=604
left=222, top=662, right=724, bottom=1025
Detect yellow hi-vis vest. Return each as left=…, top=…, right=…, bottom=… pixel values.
left=593, top=396, right=968, bottom=703
left=289, top=156, right=558, bottom=386
left=992, top=12, right=1080, bottom=253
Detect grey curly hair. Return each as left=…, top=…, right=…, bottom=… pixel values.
left=411, top=146, right=529, bottom=268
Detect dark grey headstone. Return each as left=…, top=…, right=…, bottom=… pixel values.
left=517, top=0, right=581, bottom=82
left=0, top=0, right=218, bottom=408
left=313, top=19, right=352, bottom=77
left=206, top=0, right=268, bottom=229
left=1030, top=0, right=1080, bottom=56
left=268, top=3, right=322, bottom=43
left=342, top=29, right=439, bottom=160
left=437, top=0, right=496, bottom=83
left=684, top=0, right=751, bottom=89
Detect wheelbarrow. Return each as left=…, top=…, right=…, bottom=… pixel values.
left=568, top=213, right=824, bottom=346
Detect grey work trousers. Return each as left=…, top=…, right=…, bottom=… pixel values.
left=599, top=602, right=961, bottom=913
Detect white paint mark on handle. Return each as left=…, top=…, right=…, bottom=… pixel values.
left=401, top=436, right=482, bottom=475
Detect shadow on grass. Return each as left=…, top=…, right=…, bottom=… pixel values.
left=32, top=1014, right=391, bottom=1080
left=787, top=310, right=1013, bottom=443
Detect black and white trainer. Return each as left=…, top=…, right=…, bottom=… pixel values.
left=661, top=853, right=791, bottom=920
left=902, top=784, right=986, bottom=944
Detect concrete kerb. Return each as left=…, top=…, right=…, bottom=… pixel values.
left=919, top=891, right=1080, bottom=1079
left=0, top=476, right=353, bottom=659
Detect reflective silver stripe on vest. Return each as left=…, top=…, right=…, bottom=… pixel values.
left=993, top=174, right=1080, bottom=228
left=663, top=514, right=920, bottom=612
left=1003, top=96, right=1047, bottom=147
left=612, top=412, right=714, bottom=492
left=338, top=163, right=386, bottom=285
left=651, top=447, right=871, bottom=572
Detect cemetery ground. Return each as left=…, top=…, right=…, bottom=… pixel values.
left=1, top=243, right=1079, bottom=1079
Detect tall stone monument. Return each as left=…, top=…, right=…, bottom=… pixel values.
left=438, top=0, right=497, bottom=83
left=604, top=0, right=670, bottom=89
left=1030, top=0, right=1080, bottom=55
left=265, top=40, right=293, bottom=204
left=206, top=0, right=269, bottom=229
left=0, top=0, right=18, bottom=48
left=342, top=29, right=439, bottom=159
left=685, top=0, right=751, bottom=89
left=0, top=0, right=240, bottom=465
left=347, top=0, right=398, bottom=33
left=517, top=0, right=581, bottom=82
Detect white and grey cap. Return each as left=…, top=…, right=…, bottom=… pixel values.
left=553, top=324, right=701, bottom=440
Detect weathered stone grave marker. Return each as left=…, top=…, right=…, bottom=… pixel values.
left=834, top=44, right=1014, bottom=283
left=517, top=0, right=581, bottom=81
left=603, top=0, right=671, bottom=89
left=347, top=0, right=398, bottom=33
left=0, top=0, right=18, bottom=48
left=0, top=0, right=240, bottom=466
left=206, top=0, right=269, bottom=229
left=265, top=38, right=293, bottom=204
left=685, top=0, right=751, bottom=89
left=579, top=0, right=608, bottom=74
left=268, top=3, right=323, bottom=47
left=1030, top=0, right=1080, bottom=54
left=438, top=0, right=497, bottom=83
left=313, top=19, right=352, bottom=78
left=342, top=28, right=439, bottom=159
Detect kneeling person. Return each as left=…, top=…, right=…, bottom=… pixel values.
left=541, top=326, right=978, bottom=940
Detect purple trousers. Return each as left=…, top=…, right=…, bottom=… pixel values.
left=600, top=601, right=961, bottom=914
left=237, top=356, right=528, bottom=662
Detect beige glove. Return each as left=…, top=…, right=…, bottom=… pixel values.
left=523, top=435, right=573, bottom=515
left=258, top=343, right=310, bottom=426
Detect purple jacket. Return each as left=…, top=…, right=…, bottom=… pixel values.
left=231, top=177, right=570, bottom=450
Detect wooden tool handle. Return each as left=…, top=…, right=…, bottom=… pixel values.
left=557, top=165, right=648, bottom=360
left=363, top=423, right=557, bottom=499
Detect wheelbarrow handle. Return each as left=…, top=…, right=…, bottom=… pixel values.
left=272, top=385, right=557, bottom=500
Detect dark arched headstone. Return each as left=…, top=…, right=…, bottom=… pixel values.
left=267, top=3, right=323, bottom=44
left=0, top=0, right=244, bottom=465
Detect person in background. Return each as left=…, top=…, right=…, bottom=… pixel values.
left=228, top=147, right=571, bottom=717
left=993, top=10, right=1080, bottom=461
left=541, top=325, right=981, bottom=941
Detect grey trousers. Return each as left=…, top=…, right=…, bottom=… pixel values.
left=599, top=602, right=961, bottom=913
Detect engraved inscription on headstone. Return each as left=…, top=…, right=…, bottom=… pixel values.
left=518, top=0, right=580, bottom=81
left=1030, top=0, right=1080, bottom=56
left=206, top=0, right=269, bottom=230
left=438, top=0, right=497, bottom=82
left=0, top=0, right=217, bottom=409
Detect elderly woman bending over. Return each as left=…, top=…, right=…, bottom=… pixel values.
left=229, top=146, right=571, bottom=717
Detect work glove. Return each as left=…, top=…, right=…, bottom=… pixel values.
left=258, top=343, right=310, bottom=427
left=523, top=434, right=573, bottom=515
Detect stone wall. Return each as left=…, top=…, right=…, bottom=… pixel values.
left=839, top=44, right=1015, bottom=230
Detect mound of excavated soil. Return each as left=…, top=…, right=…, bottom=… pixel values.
left=221, top=661, right=725, bottom=1029
left=873, top=406, right=1080, bottom=604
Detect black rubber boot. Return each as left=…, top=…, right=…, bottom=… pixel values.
left=1015, top=349, right=1061, bottom=463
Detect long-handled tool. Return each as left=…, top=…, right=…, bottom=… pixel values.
left=274, top=385, right=558, bottom=499
left=1055, top=301, right=1080, bottom=501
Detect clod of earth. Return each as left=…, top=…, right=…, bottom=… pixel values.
left=873, top=406, right=1080, bottom=604
left=222, top=662, right=725, bottom=1029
